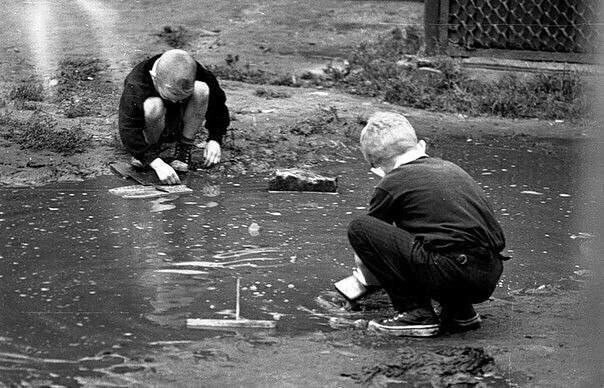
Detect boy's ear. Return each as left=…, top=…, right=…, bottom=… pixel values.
left=418, top=139, right=427, bottom=153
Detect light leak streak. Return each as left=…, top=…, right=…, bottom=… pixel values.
left=74, top=0, right=122, bottom=73
left=25, top=0, right=55, bottom=81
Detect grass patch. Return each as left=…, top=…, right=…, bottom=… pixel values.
left=9, top=80, right=45, bottom=102
left=1, top=111, right=92, bottom=155
left=54, top=57, right=110, bottom=117
left=57, top=57, right=108, bottom=83
left=333, top=29, right=590, bottom=120
left=156, top=25, right=194, bottom=49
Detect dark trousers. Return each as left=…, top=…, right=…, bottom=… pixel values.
left=347, top=215, right=503, bottom=312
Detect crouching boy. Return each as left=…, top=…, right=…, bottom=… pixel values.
left=340, top=111, right=507, bottom=337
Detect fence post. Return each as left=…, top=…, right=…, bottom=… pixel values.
left=424, top=0, right=441, bottom=56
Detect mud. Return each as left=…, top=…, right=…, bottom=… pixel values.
left=342, top=346, right=498, bottom=386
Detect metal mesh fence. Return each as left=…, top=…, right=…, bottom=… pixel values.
left=447, top=0, right=599, bottom=53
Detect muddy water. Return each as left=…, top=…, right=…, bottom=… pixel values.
left=0, top=138, right=593, bottom=383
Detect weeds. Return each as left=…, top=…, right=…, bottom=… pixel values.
left=334, top=29, right=590, bottom=120
left=156, top=25, right=193, bottom=49
left=9, top=81, right=45, bottom=102
left=211, top=27, right=589, bottom=120
left=57, top=57, right=108, bottom=83
left=254, top=87, right=291, bottom=99
left=55, top=57, right=110, bottom=117
left=1, top=111, right=92, bottom=155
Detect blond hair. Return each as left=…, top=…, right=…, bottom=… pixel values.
left=360, top=112, right=418, bottom=167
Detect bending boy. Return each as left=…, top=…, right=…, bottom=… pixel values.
left=119, top=49, right=230, bottom=184
left=343, top=111, right=507, bottom=337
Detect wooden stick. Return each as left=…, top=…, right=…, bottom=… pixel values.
left=235, top=277, right=241, bottom=320
left=187, top=318, right=276, bottom=329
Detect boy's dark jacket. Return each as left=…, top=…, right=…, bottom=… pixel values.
left=368, top=156, right=506, bottom=254
left=118, top=54, right=230, bottom=165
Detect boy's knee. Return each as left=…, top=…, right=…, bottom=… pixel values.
left=192, top=81, right=210, bottom=102
left=143, top=97, right=165, bottom=121
left=347, top=215, right=372, bottom=242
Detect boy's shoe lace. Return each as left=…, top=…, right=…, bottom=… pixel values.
left=171, top=142, right=193, bottom=172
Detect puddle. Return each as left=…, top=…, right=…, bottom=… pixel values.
left=0, top=137, right=593, bottom=384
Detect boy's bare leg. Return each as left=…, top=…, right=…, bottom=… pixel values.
left=143, top=97, right=181, bottom=184
left=143, top=97, right=166, bottom=145
left=172, top=81, right=210, bottom=171
left=181, top=81, right=209, bottom=140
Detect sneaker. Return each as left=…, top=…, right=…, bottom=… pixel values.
left=368, top=307, right=440, bottom=337
left=171, top=142, right=193, bottom=172
left=440, top=304, right=482, bottom=332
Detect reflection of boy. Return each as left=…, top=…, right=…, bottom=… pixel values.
left=342, top=111, right=507, bottom=337
left=119, top=49, right=230, bottom=185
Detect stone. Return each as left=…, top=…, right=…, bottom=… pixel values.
left=268, top=168, right=337, bottom=192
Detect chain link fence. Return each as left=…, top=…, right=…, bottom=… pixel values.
left=446, top=0, right=598, bottom=53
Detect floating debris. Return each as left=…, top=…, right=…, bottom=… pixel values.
left=520, top=190, right=543, bottom=195
left=570, top=232, right=593, bottom=240
left=150, top=197, right=176, bottom=213
left=248, top=222, right=260, bottom=236
left=154, top=269, right=208, bottom=275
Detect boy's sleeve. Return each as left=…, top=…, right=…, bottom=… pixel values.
left=201, top=69, right=230, bottom=145
left=367, top=187, right=395, bottom=224
left=118, top=82, right=159, bottom=165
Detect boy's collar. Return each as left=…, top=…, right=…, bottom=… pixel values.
left=391, top=144, right=427, bottom=170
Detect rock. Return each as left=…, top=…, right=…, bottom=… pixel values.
left=326, top=59, right=350, bottom=78
left=302, top=67, right=327, bottom=81
left=268, top=169, right=337, bottom=192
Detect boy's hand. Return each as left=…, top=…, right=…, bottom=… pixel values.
left=203, top=140, right=221, bottom=167
left=150, top=158, right=181, bottom=185
left=370, top=167, right=385, bottom=177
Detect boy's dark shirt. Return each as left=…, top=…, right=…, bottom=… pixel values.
left=368, top=156, right=505, bottom=253
left=118, top=54, right=230, bottom=165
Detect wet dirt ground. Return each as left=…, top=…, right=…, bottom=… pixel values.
left=1, top=137, right=600, bottom=386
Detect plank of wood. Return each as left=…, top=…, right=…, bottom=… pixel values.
left=186, top=318, right=277, bottom=329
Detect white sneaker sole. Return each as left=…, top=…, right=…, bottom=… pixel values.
left=368, top=320, right=440, bottom=337
left=452, top=314, right=481, bottom=330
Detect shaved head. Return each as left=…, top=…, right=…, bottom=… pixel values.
left=151, top=49, right=197, bottom=101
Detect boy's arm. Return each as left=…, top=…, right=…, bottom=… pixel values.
left=367, top=188, right=395, bottom=224
left=199, top=67, right=230, bottom=145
